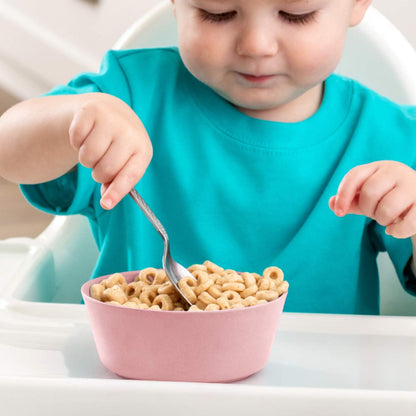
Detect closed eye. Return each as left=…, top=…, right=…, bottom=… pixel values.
left=199, top=9, right=237, bottom=23
left=279, top=11, right=317, bottom=25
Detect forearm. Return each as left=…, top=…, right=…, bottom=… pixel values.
left=0, top=95, right=83, bottom=184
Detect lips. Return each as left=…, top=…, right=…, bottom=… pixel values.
left=239, top=73, right=276, bottom=83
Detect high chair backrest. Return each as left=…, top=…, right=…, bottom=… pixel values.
left=26, top=0, right=416, bottom=315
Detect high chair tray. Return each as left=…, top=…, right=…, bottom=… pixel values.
left=0, top=232, right=415, bottom=416
left=0, top=306, right=415, bottom=415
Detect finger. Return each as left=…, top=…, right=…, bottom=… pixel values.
left=330, top=193, right=362, bottom=216
left=68, top=107, right=96, bottom=150
left=100, top=153, right=148, bottom=209
left=354, top=170, right=396, bottom=219
left=385, top=203, right=416, bottom=239
left=340, top=192, right=363, bottom=216
left=328, top=195, right=336, bottom=212
left=78, top=128, right=112, bottom=169
left=334, top=164, right=379, bottom=216
left=100, top=183, right=109, bottom=197
left=91, top=141, right=133, bottom=185
left=374, top=186, right=411, bottom=226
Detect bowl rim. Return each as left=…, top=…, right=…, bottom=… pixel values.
left=81, top=270, right=288, bottom=315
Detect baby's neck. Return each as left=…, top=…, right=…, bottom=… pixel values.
left=237, top=83, right=324, bottom=123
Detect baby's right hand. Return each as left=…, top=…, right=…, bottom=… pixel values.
left=68, top=93, right=153, bottom=209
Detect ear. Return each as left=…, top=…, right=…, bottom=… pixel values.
left=171, top=0, right=176, bottom=18
left=349, top=0, right=372, bottom=27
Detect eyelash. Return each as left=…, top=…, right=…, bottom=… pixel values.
left=279, top=11, right=316, bottom=25
left=199, top=9, right=316, bottom=25
left=199, top=10, right=237, bottom=23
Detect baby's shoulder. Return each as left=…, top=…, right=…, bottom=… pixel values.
left=108, top=47, right=182, bottom=72
left=347, top=76, right=416, bottom=123
left=99, top=47, right=185, bottom=98
left=338, top=76, right=416, bottom=140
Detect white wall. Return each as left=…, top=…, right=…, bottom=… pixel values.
left=373, top=0, right=416, bottom=48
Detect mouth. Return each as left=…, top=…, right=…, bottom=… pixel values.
left=238, top=73, right=276, bottom=83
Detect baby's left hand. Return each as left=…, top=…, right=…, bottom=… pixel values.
left=329, top=161, right=416, bottom=239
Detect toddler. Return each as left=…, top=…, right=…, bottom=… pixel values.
left=0, top=0, right=415, bottom=314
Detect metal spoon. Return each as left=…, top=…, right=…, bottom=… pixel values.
left=129, top=188, right=196, bottom=307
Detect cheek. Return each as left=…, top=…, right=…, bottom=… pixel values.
left=290, top=33, right=346, bottom=79
left=179, top=32, right=225, bottom=77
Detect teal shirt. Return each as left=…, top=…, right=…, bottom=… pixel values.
left=21, top=48, right=416, bottom=314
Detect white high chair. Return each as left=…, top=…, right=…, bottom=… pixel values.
left=1, top=0, right=416, bottom=315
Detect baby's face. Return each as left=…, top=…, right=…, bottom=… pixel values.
left=172, top=0, right=370, bottom=122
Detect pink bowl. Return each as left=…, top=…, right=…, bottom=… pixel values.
left=81, top=271, right=288, bottom=383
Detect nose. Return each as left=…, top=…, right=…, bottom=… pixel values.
left=236, top=22, right=278, bottom=58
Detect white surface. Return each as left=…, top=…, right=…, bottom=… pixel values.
left=0, top=298, right=415, bottom=415
left=373, top=0, right=416, bottom=49
left=0, top=0, right=161, bottom=99
left=3, top=229, right=415, bottom=415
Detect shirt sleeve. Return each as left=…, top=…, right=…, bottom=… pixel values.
left=20, top=50, right=133, bottom=219
left=20, top=164, right=99, bottom=217
left=44, top=49, right=133, bottom=102
left=368, top=220, right=416, bottom=296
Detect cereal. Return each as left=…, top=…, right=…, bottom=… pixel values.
left=139, top=286, right=158, bottom=306
left=203, top=260, right=224, bottom=274
left=207, top=284, right=223, bottom=299
left=198, top=291, right=217, bottom=305
left=242, top=296, right=258, bottom=307
left=105, top=273, right=128, bottom=290
left=258, top=276, right=271, bottom=290
left=158, top=281, right=176, bottom=295
left=222, top=282, right=245, bottom=292
left=136, top=268, right=160, bottom=285
left=90, top=283, right=105, bottom=300
left=276, top=280, right=289, bottom=296
left=153, top=294, right=174, bottom=311
left=178, top=276, right=198, bottom=304
left=205, top=303, right=220, bottom=311
left=126, top=281, right=145, bottom=298
left=103, top=285, right=128, bottom=304
left=221, top=290, right=241, bottom=304
left=123, top=301, right=140, bottom=309
left=188, top=264, right=207, bottom=273
left=256, top=290, right=280, bottom=302
left=216, top=296, right=232, bottom=309
left=193, top=270, right=214, bottom=295
left=92, top=263, right=288, bottom=311
left=263, top=266, right=284, bottom=284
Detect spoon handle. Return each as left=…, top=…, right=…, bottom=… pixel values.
left=129, top=188, right=168, bottom=242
